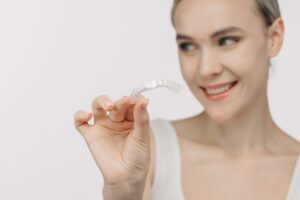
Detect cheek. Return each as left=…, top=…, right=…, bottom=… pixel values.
left=225, top=39, right=269, bottom=77
left=232, top=42, right=269, bottom=103
left=179, top=55, right=199, bottom=82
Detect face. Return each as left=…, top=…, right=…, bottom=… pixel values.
left=173, top=0, right=282, bottom=124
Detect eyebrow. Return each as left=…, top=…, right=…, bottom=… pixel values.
left=176, top=26, right=244, bottom=41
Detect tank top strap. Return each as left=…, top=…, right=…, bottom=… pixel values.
left=286, top=154, right=300, bottom=200
left=150, top=118, right=185, bottom=200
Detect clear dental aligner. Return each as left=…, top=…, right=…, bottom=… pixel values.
left=130, top=79, right=183, bottom=100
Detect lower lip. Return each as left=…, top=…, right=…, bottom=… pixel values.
left=202, top=82, right=238, bottom=101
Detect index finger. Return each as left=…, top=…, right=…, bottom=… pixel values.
left=92, top=95, right=116, bottom=123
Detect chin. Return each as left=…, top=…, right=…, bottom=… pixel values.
left=205, top=107, right=235, bottom=125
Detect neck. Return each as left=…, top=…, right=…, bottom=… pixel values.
left=198, top=94, right=280, bottom=155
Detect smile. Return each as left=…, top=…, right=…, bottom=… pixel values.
left=200, top=81, right=238, bottom=101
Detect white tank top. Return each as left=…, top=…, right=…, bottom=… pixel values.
left=150, top=118, right=300, bottom=200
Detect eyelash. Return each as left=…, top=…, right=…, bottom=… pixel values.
left=178, top=36, right=239, bottom=52
left=219, top=36, right=239, bottom=46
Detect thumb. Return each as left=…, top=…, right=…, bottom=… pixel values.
left=132, top=97, right=150, bottom=145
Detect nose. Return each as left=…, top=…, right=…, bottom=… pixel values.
left=197, top=49, right=223, bottom=79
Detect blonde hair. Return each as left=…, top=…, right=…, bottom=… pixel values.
left=170, top=0, right=282, bottom=27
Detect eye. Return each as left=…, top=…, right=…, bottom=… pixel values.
left=178, top=42, right=196, bottom=53
left=219, top=36, right=239, bottom=46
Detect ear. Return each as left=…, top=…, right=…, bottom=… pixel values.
left=267, top=18, right=285, bottom=58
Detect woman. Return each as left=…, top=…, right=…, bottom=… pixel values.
left=74, top=0, right=300, bottom=199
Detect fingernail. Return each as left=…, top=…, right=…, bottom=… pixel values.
left=145, top=98, right=149, bottom=106
left=129, top=96, right=139, bottom=105
left=87, top=112, right=93, bottom=118
left=142, top=99, right=149, bottom=111
left=122, top=96, right=128, bottom=102
left=104, top=100, right=113, bottom=109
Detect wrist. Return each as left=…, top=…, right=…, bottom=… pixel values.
left=103, top=178, right=147, bottom=200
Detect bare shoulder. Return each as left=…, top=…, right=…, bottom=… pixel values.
left=278, top=131, right=300, bottom=155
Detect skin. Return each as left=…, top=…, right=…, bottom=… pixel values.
left=74, top=95, right=152, bottom=200
left=74, top=0, right=300, bottom=199
left=173, top=0, right=288, bottom=154
left=164, top=0, right=300, bottom=199
left=175, top=0, right=284, bottom=152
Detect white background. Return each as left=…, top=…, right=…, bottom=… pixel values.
left=0, top=0, right=299, bottom=199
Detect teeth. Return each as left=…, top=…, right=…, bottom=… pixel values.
left=206, top=83, right=233, bottom=95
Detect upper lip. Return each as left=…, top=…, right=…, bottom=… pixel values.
left=201, top=81, right=237, bottom=90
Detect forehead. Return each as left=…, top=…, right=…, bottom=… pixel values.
left=174, top=0, right=262, bottom=35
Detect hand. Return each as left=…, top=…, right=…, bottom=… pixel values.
left=74, top=95, right=151, bottom=185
